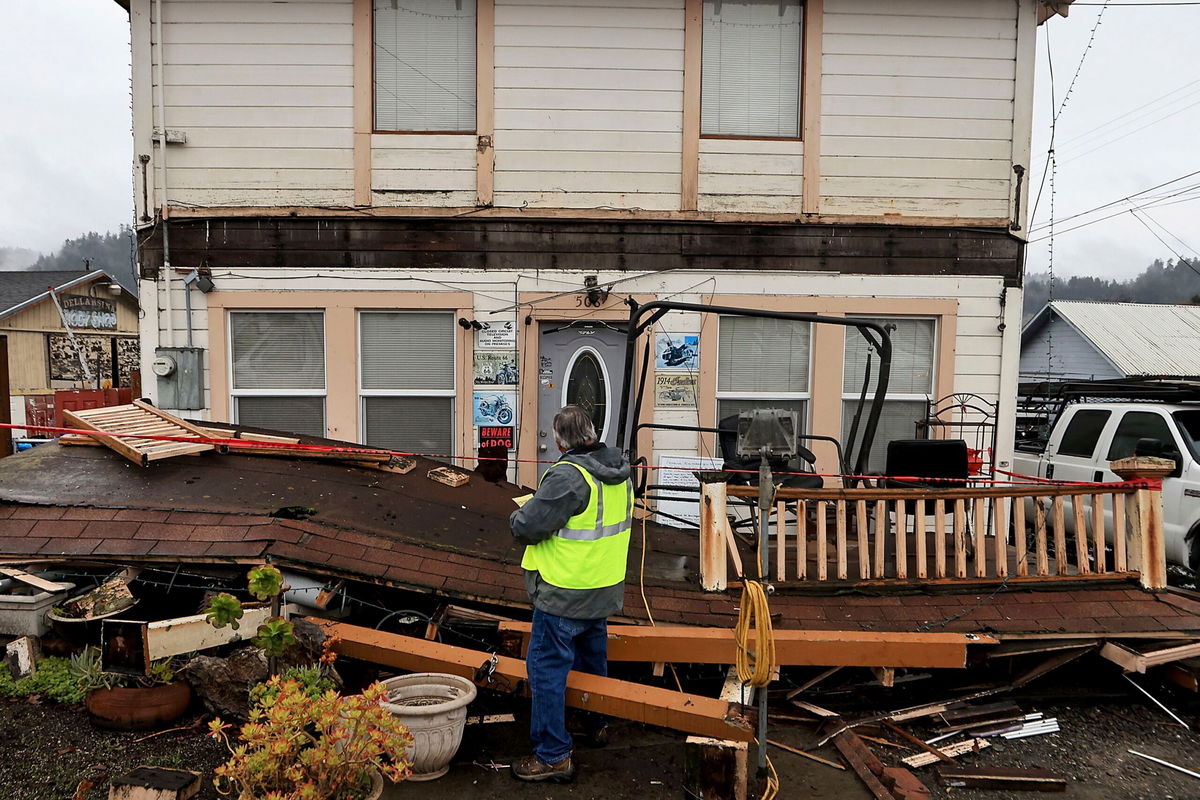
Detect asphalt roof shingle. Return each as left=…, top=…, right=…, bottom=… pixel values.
left=0, top=270, right=108, bottom=317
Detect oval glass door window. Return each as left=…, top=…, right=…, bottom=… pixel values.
left=565, top=350, right=607, bottom=439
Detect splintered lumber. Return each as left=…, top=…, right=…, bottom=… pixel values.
left=883, top=721, right=954, bottom=764
left=63, top=401, right=214, bottom=466
left=685, top=736, right=748, bottom=800
left=360, top=456, right=417, bottom=475
left=427, top=466, right=470, bottom=487
left=102, top=605, right=286, bottom=674
left=309, top=618, right=754, bottom=742
left=901, top=738, right=989, bottom=769
left=833, top=732, right=895, bottom=800
left=109, top=767, right=201, bottom=800
left=936, top=766, right=1067, bottom=792
left=1101, top=640, right=1200, bottom=673
left=0, top=567, right=68, bottom=593
left=496, top=622, right=990, bottom=668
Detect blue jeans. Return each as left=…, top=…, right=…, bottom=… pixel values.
left=527, top=608, right=608, bottom=763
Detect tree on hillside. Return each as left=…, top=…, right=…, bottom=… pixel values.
left=31, top=228, right=135, bottom=285
left=1024, top=257, right=1200, bottom=318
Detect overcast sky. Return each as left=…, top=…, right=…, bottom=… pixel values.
left=1, top=1, right=1197, bottom=279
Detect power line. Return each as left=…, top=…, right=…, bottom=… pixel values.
left=1029, top=167, right=1200, bottom=232
left=1127, top=208, right=1200, bottom=280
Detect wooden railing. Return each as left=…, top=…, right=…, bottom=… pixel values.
left=697, top=459, right=1168, bottom=591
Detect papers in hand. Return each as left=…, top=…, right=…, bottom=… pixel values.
left=513, top=493, right=534, bottom=508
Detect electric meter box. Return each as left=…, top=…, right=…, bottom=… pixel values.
left=154, top=347, right=204, bottom=410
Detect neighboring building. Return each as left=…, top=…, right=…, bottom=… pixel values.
left=1020, top=301, right=1200, bottom=382
left=118, top=0, right=1070, bottom=484
left=0, top=269, right=142, bottom=424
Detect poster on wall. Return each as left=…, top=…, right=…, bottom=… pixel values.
left=60, top=295, right=117, bottom=330
left=473, top=391, right=517, bottom=427
left=476, top=320, right=517, bottom=350
left=654, top=455, right=723, bottom=528
left=654, top=374, right=697, bottom=407
left=474, top=352, right=518, bottom=386
left=655, top=334, right=699, bottom=371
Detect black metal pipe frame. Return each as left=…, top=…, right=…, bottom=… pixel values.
left=615, top=300, right=892, bottom=486
left=632, top=421, right=846, bottom=475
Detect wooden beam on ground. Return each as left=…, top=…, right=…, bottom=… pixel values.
left=833, top=732, right=895, bottom=800
left=497, top=622, right=991, bottom=668
left=1101, top=640, right=1200, bottom=673
left=936, top=766, right=1067, bottom=792
left=310, top=618, right=755, bottom=742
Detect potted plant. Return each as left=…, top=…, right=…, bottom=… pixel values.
left=70, top=647, right=192, bottom=731
left=208, top=675, right=414, bottom=800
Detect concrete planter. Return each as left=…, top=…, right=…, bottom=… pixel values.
left=380, top=673, right=477, bottom=781
left=0, top=582, right=72, bottom=637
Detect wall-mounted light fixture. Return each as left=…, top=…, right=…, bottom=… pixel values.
left=183, top=270, right=215, bottom=294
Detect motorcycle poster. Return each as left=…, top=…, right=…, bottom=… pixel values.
left=654, top=334, right=699, bottom=371
left=473, top=391, right=517, bottom=426
left=474, top=352, right=518, bottom=386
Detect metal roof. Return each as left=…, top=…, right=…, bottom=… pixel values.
left=1024, top=300, right=1200, bottom=379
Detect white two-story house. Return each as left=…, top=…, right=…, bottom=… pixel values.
left=118, top=0, right=1069, bottom=487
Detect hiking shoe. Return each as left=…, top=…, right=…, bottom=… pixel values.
left=511, top=754, right=575, bottom=783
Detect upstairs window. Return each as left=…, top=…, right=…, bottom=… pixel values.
left=374, top=0, right=477, bottom=132
left=701, top=0, right=803, bottom=138
left=842, top=318, right=936, bottom=472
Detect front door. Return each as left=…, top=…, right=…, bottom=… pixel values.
left=536, top=321, right=628, bottom=479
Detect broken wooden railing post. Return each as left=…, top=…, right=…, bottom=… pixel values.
left=699, top=479, right=730, bottom=592
left=1111, top=456, right=1173, bottom=591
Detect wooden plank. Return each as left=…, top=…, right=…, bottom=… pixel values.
left=953, top=499, right=967, bottom=578
left=871, top=667, right=896, bottom=688
left=973, top=499, right=986, bottom=578
left=936, top=766, right=1067, bottom=792
left=777, top=500, right=787, bottom=582
left=874, top=499, right=886, bottom=579
left=901, top=739, right=989, bottom=769
left=1114, top=492, right=1128, bottom=571
left=497, top=623, right=990, bottom=668
left=700, top=482, right=729, bottom=592
left=1035, top=497, right=1050, bottom=576
left=993, top=495, right=1007, bottom=578
left=817, top=501, right=828, bottom=581
left=933, top=499, right=947, bottom=579
left=833, top=732, right=894, bottom=800
left=312, top=619, right=756, bottom=742
left=768, top=739, right=845, bottom=771
left=797, top=500, right=808, bottom=580
left=1014, top=495, right=1028, bottom=577
left=1072, top=495, right=1091, bottom=575
left=726, top=485, right=1135, bottom=502
left=836, top=500, right=848, bottom=580
left=145, top=605, right=279, bottom=663
left=680, top=0, right=700, bottom=211
left=1052, top=496, right=1067, bottom=576
left=894, top=500, right=907, bottom=580
left=884, top=719, right=953, bottom=764
left=1101, top=640, right=1200, bottom=673
left=132, top=400, right=219, bottom=440
left=1093, top=494, right=1107, bottom=574
left=915, top=499, right=927, bottom=579
left=857, top=498, right=870, bottom=580
left=0, top=568, right=67, bottom=593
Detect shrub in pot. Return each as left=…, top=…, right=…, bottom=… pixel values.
left=208, top=675, right=414, bottom=800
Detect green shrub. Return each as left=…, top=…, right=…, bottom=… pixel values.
left=0, top=656, right=86, bottom=705
left=249, top=664, right=334, bottom=708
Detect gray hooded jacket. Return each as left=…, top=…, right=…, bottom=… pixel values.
left=510, top=443, right=632, bottom=619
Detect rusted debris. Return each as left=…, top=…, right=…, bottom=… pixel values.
left=936, top=766, right=1067, bottom=792
left=901, top=738, right=989, bottom=769
left=428, top=466, right=470, bottom=487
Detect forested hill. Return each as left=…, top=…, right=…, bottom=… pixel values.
left=1024, top=258, right=1200, bottom=318
left=30, top=229, right=135, bottom=286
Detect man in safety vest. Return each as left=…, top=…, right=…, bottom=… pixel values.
left=508, top=405, right=633, bottom=783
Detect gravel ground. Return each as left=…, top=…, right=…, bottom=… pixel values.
left=2, top=671, right=1198, bottom=799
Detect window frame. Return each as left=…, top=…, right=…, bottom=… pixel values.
left=371, top=0, right=480, bottom=136
left=1056, top=408, right=1112, bottom=459
left=840, top=316, right=938, bottom=469
left=227, top=309, right=328, bottom=435
left=699, top=0, right=807, bottom=142
left=714, top=315, right=813, bottom=431
left=357, top=309, right=458, bottom=456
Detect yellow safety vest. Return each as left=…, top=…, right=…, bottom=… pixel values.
left=520, top=462, right=633, bottom=590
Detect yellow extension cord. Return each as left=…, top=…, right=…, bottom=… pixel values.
left=640, top=501, right=780, bottom=799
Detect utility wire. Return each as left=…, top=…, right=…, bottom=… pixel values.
left=1029, top=168, right=1200, bottom=232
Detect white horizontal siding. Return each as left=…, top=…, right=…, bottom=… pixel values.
left=371, top=134, right=476, bottom=207
left=492, top=0, right=684, bottom=211
left=156, top=0, right=355, bottom=207
left=698, top=138, right=803, bottom=213
left=819, top=0, right=1018, bottom=220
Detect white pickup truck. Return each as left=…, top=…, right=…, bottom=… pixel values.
left=1012, top=401, right=1200, bottom=572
